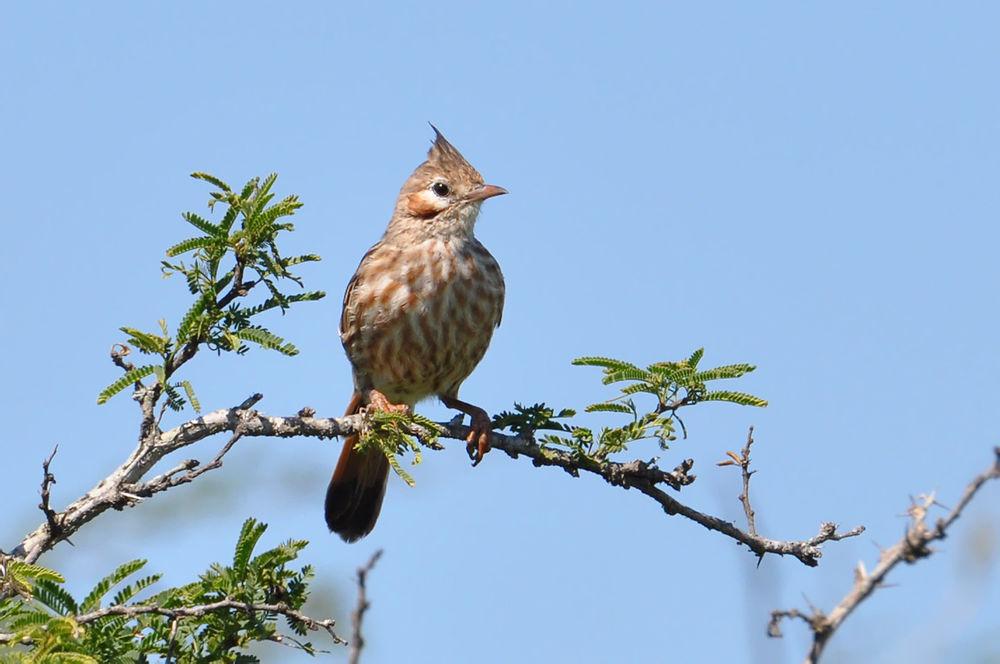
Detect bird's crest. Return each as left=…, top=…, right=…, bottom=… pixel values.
left=426, top=124, right=481, bottom=182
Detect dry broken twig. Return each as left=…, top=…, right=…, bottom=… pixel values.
left=768, top=446, right=1000, bottom=664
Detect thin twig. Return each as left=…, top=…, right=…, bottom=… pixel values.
left=165, top=617, right=179, bottom=663
left=717, top=427, right=759, bottom=536
left=769, top=446, right=1000, bottom=664
left=739, top=427, right=758, bottom=536
left=349, top=549, right=383, bottom=664
left=37, top=445, right=65, bottom=542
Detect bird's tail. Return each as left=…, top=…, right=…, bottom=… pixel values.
left=324, top=393, right=389, bottom=542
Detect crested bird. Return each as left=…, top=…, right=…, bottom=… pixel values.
left=325, top=127, right=507, bottom=542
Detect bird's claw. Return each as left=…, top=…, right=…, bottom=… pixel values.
left=366, top=389, right=410, bottom=415
left=465, top=412, right=493, bottom=467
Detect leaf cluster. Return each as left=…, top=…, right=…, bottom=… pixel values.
left=0, top=519, right=329, bottom=663
left=493, top=349, right=767, bottom=464
left=97, top=173, right=325, bottom=409
left=357, top=410, right=442, bottom=487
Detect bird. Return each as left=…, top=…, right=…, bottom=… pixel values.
left=325, top=126, right=508, bottom=542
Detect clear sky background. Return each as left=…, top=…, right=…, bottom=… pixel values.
left=2, top=3, right=998, bottom=663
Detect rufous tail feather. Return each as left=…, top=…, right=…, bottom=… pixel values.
left=324, top=393, right=389, bottom=542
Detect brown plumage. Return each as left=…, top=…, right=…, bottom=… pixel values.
left=325, top=127, right=507, bottom=542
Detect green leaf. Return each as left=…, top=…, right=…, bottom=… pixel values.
left=621, top=382, right=656, bottom=395
left=166, top=235, right=217, bottom=257
left=687, top=347, right=705, bottom=369
left=32, top=579, right=79, bottom=615
left=702, top=390, right=768, bottom=407
left=233, top=327, right=298, bottom=356
left=245, top=196, right=300, bottom=242
left=233, top=518, right=268, bottom=575
left=602, top=367, right=654, bottom=384
left=572, top=356, right=643, bottom=373
left=219, top=203, right=240, bottom=234
left=180, top=379, right=201, bottom=413
left=182, top=211, right=223, bottom=237
left=119, top=327, right=168, bottom=355
left=691, top=364, right=756, bottom=382
left=280, top=254, right=321, bottom=267
left=44, top=653, right=99, bottom=664
left=239, top=176, right=259, bottom=201
left=584, top=402, right=635, bottom=415
left=5, top=560, right=66, bottom=585
left=96, top=365, right=158, bottom=404
left=648, top=362, right=692, bottom=383
left=8, top=609, right=53, bottom=630
left=242, top=290, right=325, bottom=317
left=386, top=453, right=416, bottom=487
left=111, top=573, right=162, bottom=606
left=176, top=293, right=213, bottom=344
left=81, top=559, right=147, bottom=612
left=191, top=171, right=232, bottom=192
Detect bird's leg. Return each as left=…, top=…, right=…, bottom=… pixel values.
left=365, top=389, right=410, bottom=415
left=440, top=395, right=492, bottom=466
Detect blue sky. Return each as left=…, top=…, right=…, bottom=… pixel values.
left=2, top=3, right=998, bottom=662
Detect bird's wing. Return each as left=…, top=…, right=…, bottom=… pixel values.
left=340, top=242, right=381, bottom=340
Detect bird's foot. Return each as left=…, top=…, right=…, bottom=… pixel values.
left=465, top=409, right=493, bottom=467
left=365, top=389, right=410, bottom=416
left=440, top=396, right=492, bottom=466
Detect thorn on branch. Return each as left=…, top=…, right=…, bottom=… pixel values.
left=237, top=393, right=264, bottom=410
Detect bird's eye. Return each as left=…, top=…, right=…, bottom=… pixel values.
left=431, top=182, right=451, bottom=197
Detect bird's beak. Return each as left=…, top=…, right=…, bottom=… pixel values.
left=466, top=184, right=508, bottom=202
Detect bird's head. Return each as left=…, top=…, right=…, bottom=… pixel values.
left=388, top=126, right=506, bottom=239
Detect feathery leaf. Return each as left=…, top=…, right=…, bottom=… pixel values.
left=165, top=236, right=217, bottom=257
left=191, top=172, right=232, bottom=192
left=96, top=365, right=158, bottom=404
left=179, top=380, right=201, bottom=413
left=584, top=402, right=636, bottom=415
left=702, top=391, right=768, bottom=407
left=233, top=518, right=268, bottom=575
left=182, top=211, right=222, bottom=237
left=233, top=327, right=298, bottom=356
left=573, top=356, right=643, bottom=373
left=81, top=560, right=147, bottom=612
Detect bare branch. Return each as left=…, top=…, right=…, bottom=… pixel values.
left=447, top=420, right=861, bottom=566
left=11, top=401, right=861, bottom=568
left=349, top=549, right=383, bottom=664
left=769, top=446, right=1000, bottom=663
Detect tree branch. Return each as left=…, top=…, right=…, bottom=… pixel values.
left=768, top=446, right=1000, bottom=663
left=349, top=549, right=383, bottom=664
left=0, top=598, right=345, bottom=647
left=12, top=400, right=862, bottom=568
